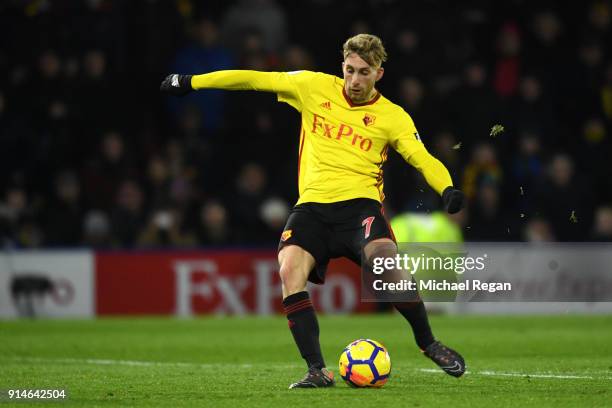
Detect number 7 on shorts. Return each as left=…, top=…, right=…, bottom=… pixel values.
left=362, top=216, right=375, bottom=239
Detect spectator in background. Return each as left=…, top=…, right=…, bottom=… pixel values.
left=259, top=197, right=290, bottom=243
left=448, top=61, right=500, bottom=149
left=586, top=1, right=611, bottom=43
left=493, top=22, right=522, bottom=99
left=579, top=118, right=609, bottom=201
left=385, top=29, right=430, bottom=84
left=41, top=56, right=71, bottom=128
left=575, top=39, right=605, bottom=99
left=398, top=77, right=424, bottom=115
left=164, top=140, right=202, bottom=215
left=110, top=180, right=146, bottom=247
left=221, top=0, right=287, bottom=55
left=229, top=162, right=269, bottom=242
left=170, top=18, right=234, bottom=131
left=282, top=45, right=315, bottom=72
left=239, top=29, right=279, bottom=70
left=33, top=50, right=64, bottom=125
left=431, top=131, right=462, bottom=180
left=14, top=217, right=44, bottom=248
left=397, top=77, right=438, bottom=133
left=601, top=62, right=612, bottom=120
left=82, top=131, right=134, bottom=210
left=526, top=10, right=565, bottom=85
left=63, top=54, right=80, bottom=82
left=145, top=155, right=172, bottom=209
left=31, top=50, right=78, bottom=172
left=43, top=171, right=82, bottom=246
left=166, top=139, right=197, bottom=200
left=137, top=208, right=195, bottom=248
left=462, top=143, right=502, bottom=201
left=591, top=205, right=612, bottom=241
left=536, top=154, right=594, bottom=241
left=169, top=174, right=197, bottom=217
left=348, top=20, right=371, bottom=37
left=0, top=87, right=40, bottom=191
left=78, top=49, right=114, bottom=129
left=173, top=106, right=221, bottom=192
left=465, top=181, right=515, bottom=241
left=510, top=131, right=544, bottom=211
left=0, top=89, right=11, bottom=179
left=0, top=185, right=42, bottom=248
left=177, top=103, right=205, bottom=142
left=512, top=75, right=556, bottom=141
left=193, top=200, right=233, bottom=246
left=523, top=217, right=556, bottom=242
left=82, top=210, right=112, bottom=248
left=565, top=38, right=606, bottom=135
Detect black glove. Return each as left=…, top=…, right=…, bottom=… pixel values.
left=160, top=74, right=193, bottom=96
left=442, top=186, right=465, bottom=214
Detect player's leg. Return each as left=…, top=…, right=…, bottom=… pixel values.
left=278, top=206, right=335, bottom=388
left=363, top=237, right=465, bottom=377
left=279, top=245, right=334, bottom=388
left=333, top=201, right=435, bottom=348
left=279, top=244, right=323, bottom=371
left=339, top=200, right=466, bottom=377
left=363, top=238, right=434, bottom=347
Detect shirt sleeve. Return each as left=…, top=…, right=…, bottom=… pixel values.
left=190, top=70, right=317, bottom=111
left=389, top=108, right=454, bottom=195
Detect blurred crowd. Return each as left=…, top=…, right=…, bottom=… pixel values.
left=1, top=0, right=611, bottom=248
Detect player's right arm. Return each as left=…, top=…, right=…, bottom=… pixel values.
left=160, top=70, right=315, bottom=111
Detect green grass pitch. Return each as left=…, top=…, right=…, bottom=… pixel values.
left=1, top=315, right=611, bottom=407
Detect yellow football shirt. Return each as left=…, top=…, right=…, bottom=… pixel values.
left=191, top=70, right=453, bottom=205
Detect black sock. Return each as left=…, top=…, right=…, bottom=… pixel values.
left=393, top=300, right=435, bottom=350
left=283, top=291, right=325, bottom=369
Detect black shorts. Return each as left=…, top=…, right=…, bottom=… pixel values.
left=278, top=198, right=396, bottom=284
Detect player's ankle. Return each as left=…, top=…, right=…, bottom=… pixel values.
left=308, top=362, right=325, bottom=370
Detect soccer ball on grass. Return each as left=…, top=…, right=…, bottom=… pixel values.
left=338, top=339, right=391, bottom=387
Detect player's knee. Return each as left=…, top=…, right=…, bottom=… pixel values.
left=364, top=240, right=396, bottom=267
left=278, top=263, right=292, bottom=284
left=278, top=261, right=307, bottom=296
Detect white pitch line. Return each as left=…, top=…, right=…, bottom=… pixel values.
left=417, top=368, right=612, bottom=380
left=2, top=357, right=300, bottom=370
left=4, top=357, right=611, bottom=381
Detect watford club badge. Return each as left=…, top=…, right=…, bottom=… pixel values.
left=281, top=229, right=293, bottom=241
left=363, top=113, right=376, bottom=127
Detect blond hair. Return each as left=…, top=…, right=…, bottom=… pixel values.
left=342, top=34, right=388, bottom=67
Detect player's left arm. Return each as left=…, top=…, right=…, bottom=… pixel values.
left=391, top=111, right=465, bottom=214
